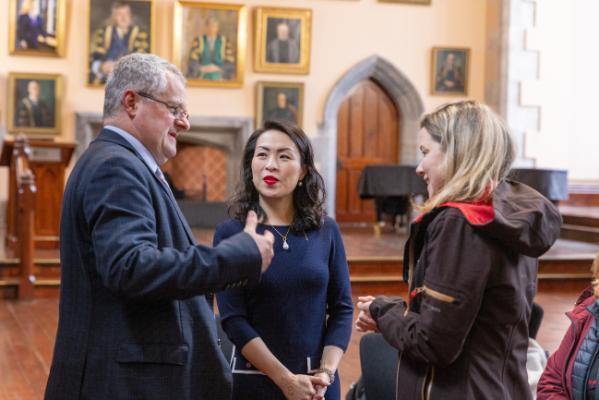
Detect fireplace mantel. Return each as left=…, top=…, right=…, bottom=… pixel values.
left=75, top=113, right=253, bottom=196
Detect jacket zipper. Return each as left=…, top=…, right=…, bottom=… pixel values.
left=423, top=286, right=457, bottom=303
left=396, top=352, right=402, bottom=400
left=425, top=366, right=435, bottom=400
left=420, top=365, right=435, bottom=400
left=583, top=341, right=599, bottom=398
left=405, top=237, right=416, bottom=316
left=412, top=285, right=457, bottom=303
left=562, top=312, right=579, bottom=397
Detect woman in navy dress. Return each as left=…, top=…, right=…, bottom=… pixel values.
left=215, top=120, right=353, bottom=400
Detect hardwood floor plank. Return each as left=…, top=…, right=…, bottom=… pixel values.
left=0, top=221, right=594, bottom=399
left=7, top=301, right=54, bottom=378
left=4, top=301, right=48, bottom=397
left=0, top=301, right=36, bottom=400
left=0, top=289, right=586, bottom=399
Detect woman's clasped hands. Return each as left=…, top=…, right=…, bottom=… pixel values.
left=279, top=373, right=330, bottom=400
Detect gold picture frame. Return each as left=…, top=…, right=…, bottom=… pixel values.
left=8, top=0, right=67, bottom=57
left=86, top=0, right=156, bottom=87
left=431, top=47, right=470, bottom=96
left=254, top=7, right=312, bottom=75
left=7, top=72, right=62, bottom=136
left=378, top=0, right=431, bottom=4
left=173, top=1, right=246, bottom=88
left=256, top=81, right=304, bottom=129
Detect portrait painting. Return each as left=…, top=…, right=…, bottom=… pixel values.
left=173, top=1, right=246, bottom=88
left=256, top=82, right=304, bottom=128
left=87, top=0, right=155, bottom=86
left=7, top=73, right=62, bottom=136
left=9, top=0, right=67, bottom=57
left=254, top=7, right=312, bottom=74
left=431, top=47, right=470, bottom=96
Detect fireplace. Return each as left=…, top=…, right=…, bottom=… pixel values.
left=75, top=113, right=253, bottom=227
left=161, top=143, right=228, bottom=201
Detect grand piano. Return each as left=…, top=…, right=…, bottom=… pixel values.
left=358, top=165, right=568, bottom=231
left=357, top=165, right=427, bottom=229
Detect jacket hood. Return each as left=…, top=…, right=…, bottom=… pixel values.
left=442, top=180, right=562, bottom=257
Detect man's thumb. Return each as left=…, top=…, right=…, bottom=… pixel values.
left=263, top=229, right=275, bottom=243
left=244, top=210, right=258, bottom=233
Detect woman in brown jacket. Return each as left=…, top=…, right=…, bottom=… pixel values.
left=356, top=101, right=562, bottom=399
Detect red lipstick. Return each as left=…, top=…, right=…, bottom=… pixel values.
left=263, top=176, right=279, bottom=185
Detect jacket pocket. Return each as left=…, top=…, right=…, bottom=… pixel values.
left=116, top=343, right=189, bottom=365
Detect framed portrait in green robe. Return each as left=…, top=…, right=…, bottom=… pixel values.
left=173, top=1, right=246, bottom=88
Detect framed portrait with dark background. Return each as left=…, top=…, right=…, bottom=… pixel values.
left=7, top=72, right=62, bottom=136
left=173, top=1, right=246, bottom=88
left=431, top=46, right=470, bottom=95
left=87, top=0, right=155, bottom=86
left=256, top=81, right=304, bottom=128
left=254, top=7, right=311, bottom=74
left=8, top=0, right=67, bottom=57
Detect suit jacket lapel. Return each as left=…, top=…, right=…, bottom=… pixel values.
left=153, top=172, right=197, bottom=245
left=94, top=129, right=198, bottom=245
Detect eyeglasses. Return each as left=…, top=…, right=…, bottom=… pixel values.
left=136, top=91, right=189, bottom=121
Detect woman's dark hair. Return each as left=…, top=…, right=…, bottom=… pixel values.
left=228, top=120, right=326, bottom=232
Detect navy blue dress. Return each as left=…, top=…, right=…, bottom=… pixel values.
left=215, top=217, right=353, bottom=400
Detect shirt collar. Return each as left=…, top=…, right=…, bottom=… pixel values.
left=104, top=125, right=160, bottom=174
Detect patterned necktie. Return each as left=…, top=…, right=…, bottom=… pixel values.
left=155, top=168, right=171, bottom=193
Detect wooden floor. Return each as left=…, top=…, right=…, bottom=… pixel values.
left=196, top=223, right=599, bottom=261
left=1, top=221, right=598, bottom=399
left=0, top=291, right=584, bottom=399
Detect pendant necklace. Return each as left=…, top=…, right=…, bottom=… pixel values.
left=270, top=225, right=292, bottom=251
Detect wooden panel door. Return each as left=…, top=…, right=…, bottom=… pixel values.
left=336, top=80, right=400, bottom=222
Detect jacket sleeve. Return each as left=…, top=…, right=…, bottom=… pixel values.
left=82, top=156, right=262, bottom=301
left=214, top=224, right=261, bottom=350
left=537, top=324, right=575, bottom=399
left=370, top=212, right=495, bottom=367
left=323, top=220, right=354, bottom=351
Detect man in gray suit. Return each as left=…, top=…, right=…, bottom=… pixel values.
left=266, top=20, right=300, bottom=64
left=45, top=53, right=274, bottom=400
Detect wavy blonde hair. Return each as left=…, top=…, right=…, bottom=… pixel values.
left=418, top=100, right=515, bottom=214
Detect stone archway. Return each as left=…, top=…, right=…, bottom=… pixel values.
left=314, top=55, right=424, bottom=215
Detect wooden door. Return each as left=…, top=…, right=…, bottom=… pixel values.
left=336, top=80, right=400, bottom=222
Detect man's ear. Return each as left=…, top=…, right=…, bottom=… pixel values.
left=122, top=90, right=137, bottom=118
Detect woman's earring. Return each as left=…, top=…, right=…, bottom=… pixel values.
left=298, top=180, right=303, bottom=187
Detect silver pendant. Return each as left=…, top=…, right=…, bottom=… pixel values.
left=282, top=240, right=290, bottom=250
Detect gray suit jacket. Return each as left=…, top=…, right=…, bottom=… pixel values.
left=266, top=38, right=300, bottom=64
left=45, top=129, right=262, bottom=400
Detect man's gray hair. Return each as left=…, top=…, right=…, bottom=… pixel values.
left=103, top=53, right=186, bottom=118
